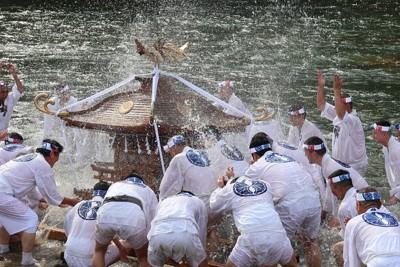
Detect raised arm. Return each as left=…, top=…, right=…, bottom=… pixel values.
left=7, top=63, right=24, bottom=94
left=317, top=70, right=327, bottom=112
left=333, top=73, right=346, bottom=120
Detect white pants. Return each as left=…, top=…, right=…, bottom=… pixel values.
left=64, top=243, right=120, bottom=267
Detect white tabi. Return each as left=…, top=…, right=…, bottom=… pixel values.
left=95, top=177, right=157, bottom=249
left=321, top=153, right=368, bottom=216
left=64, top=196, right=120, bottom=267
left=0, top=143, right=34, bottom=165
left=159, top=146, right=216, bottom=208
left=288, top=119, right=328, bottom=150
left=0, top=84, right=23, bottom=131
left=210, top=177, right=294, bottom=267
left=321, top=103, right=368, bottom=176
left=147, top=193, right=208, bottom=267
left=0, top=153, right=64, bottom=235
left=383, top=136, right=400, bottom=199
left=344, top=208, right=400, bottom=267
left=245, top=151, right=321, bottom=240
left=206, top=140, right=249, bottom=178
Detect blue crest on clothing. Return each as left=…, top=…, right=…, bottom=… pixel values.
left=233, top=179, right=268, bottom=196
left=362, top=211, right=399, bottom=227
left=264, top=152, right=295, bottom=163
left=186, top=149, right=210, bottom=167
left=124, top=177, right=146, bottom=188
left=277, top=142, right=297, bottom=150
left=221, top=144, right=244, bottom=161
left=77, top=200, right=101, bottom=220
left=332, top=157, right=351, bottom=168
left=2, top=144, right=26, bottom=152
left=13, top=153, right=36, bottom=162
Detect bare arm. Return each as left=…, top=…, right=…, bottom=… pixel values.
left=317, top=70, right=327, bottom=112
left=59, top=197, right=81, bottom=207
left=7, top=64, right=24, bottom=94
left=333, top=73, right=346, bottom=120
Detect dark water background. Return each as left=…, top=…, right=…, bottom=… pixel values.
left=1, top=0, right=400, bottom=266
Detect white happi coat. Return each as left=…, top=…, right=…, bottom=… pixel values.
left=0, top=143, right=34, bottom=165
left=344, top=208, right=400, bottom=267
left=321, top=153, right=368, bottom=215
left=321, top=103, right=368, bottom=176
left=159, top=146, right=216, bottom=203
left=0, top=85, right=23, bottom=131
left=288, top=119, right=327, bottom=149
left=206, top=140, right=249, bottom=178
left=383, top=136, right=400, bottom=199
left=337, top=187, right=358, bottom=238
left=225, top=92, right=252, bottom=117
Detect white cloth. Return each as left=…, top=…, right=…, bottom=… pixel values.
left=383, top=136, right=400, bottom=199
left=321, top=153, right=368, bottom=214
left=0, top=85, right=23, bottom=131
left=206, top=140, right=249, bottom=178
left=288, top=119, right=328, bottom=150
left=95, top=179, right=158, bottom=249
left=210, top=177, right=293, bottom=266
left=147, top=193, right=208, bottom=267
left=159, top=146, right=216, bottom=203
left=337, top=187, right=358, bottom=238
left=0, top=144, right=34, bottom=165
left=64, top=196, right=120, bottom=267
left=344, top=208, right=400, bottom=267
left=321, top=103, right=368, bottom=176
left=245, top=151, right=321, bottom=239
left=224, top=93, right=252, bottom=117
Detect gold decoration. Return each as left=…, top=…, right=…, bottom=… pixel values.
left=135, top=39, right=189, bottom=65
left=34, top=93, right=69, bottom=117
left=254, top=101, right=276, bottom=121
left=118, top=101, right=134, bottom=114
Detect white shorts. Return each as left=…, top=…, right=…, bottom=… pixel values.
left=95, top=222, right=147, bottom=250
left=148, top=231, right=206, bottom=267
left=64, top=243, right=120, bottom=267
left=0, top=192, right=38, bottom=235
left=229, top=231, right=293, bottom=267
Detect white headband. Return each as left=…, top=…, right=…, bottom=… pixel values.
left=371, top=123, right=392, bottom=132
left=288, top=107, right=305, bottom=116
left=341, top=96, right=352, bottom=103
left=250, top=144, right=271, bottom=153
left=6, top=136, right=21, bottom=144
left=163, top=135, right=185, bottom=152
left=329, top=173, right=351, bottom=184
left=218, top=81, right=234, bottom=88
left=356, top=191, right=381, bottom=201
left=302, top=143, right=325, bottom=151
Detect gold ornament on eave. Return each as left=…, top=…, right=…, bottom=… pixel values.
left=34, top=93, right=69, bottom=117
left=135, top=39, right=189, bottom=65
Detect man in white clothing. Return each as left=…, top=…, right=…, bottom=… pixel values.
left=93, top=173, right=158, bottom=267
left=64, top=181, right=128, bottom=267
left=210, top=175, right=298, bottom=267
left=344, top=187, right=400, bottom=267
left=0, top=62, right=24, bottom=131
left=0, top=139, right=81, bottom=265
left=303, top=136, right=368, bottom=226
left=147, top=191, right=208, bottom=267
left=245, top=132, right=321, bottom=267
left=0, top=132, right=34, bottom=165
left=371, top=119, right=400, bottom=205
left=317, top=71, right=368, bottom=176
left=217, top=81, right=252, bottom=117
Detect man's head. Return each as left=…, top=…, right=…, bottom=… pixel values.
left=249, top=132, right=272, bottom=161
left=328, top=169, right=353, bottom=200
left=0, top=80, right=10, bottom=102
left=337, top=93, right=353, bottom=113
left=4, top=132, right=23, bottom=145
left=303, top=136, right=327, bottom=164
left=287, top=104, right=306, bottom=127
left=371, top=119, right=392, bottom=146
left=218, top=81, right=234, bottom=102
left=93, top=180, right=110, bottom=198
left=163, top=135, right=186, bottom=156
left=55, top=85, right=71, bottom=103
left=36, top=139, right=64, bottom=167
left=355, top=187, right=382, bottom=214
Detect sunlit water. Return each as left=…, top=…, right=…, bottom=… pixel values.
left=1, top=0, right=400, bottom=266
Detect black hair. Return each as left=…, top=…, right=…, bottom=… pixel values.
left=288, top=104, right=307, bottom=119
left=249, top=132, right=272, bottom=157
left=36, top=139, right=64, bottom=157
left=5, top=132, right=23, bottom=145
left=303, top=136, right=326, bottom=156
left=374, top=119, right=391, bottom=127
left=357, top=187, right=381, bottom=210
left=94, top=180, right=111, bottom=191
left=123, top=171, right=144, bottom=182
left=328, top=169, right=353, bottom=188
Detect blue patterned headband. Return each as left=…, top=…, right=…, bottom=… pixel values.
left=356, top=191, right=381, bottom=201
left=329, top=173, right=351, bottom=184
left=250, top=144, right=271, bottom=153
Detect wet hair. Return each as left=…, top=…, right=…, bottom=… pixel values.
left=123, top=171, right=144, bottom=182
left=357, top=187, right=381, bottom=210
left=93, top=180, right=111, bottom=191
left=36, top=139, right=64, bottom=157
left=5, top=132, right=24, bottom=145
left=249, top=132, right=272, bottom=157
left=287, top=104, right=307, bottom=119
left=328, top=169, right=353, bottom=188
left=303, top=136, right=326, bottom=156
left=374, top=119, right=391, bottom=127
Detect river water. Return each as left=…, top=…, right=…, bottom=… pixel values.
left=1, top=0, right=400, bottom=266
